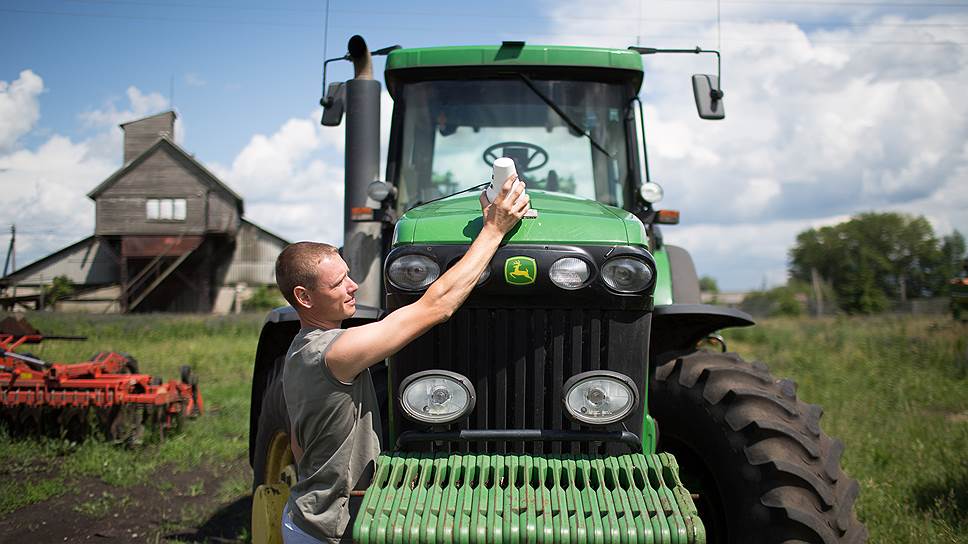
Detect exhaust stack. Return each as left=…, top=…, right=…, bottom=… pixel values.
left=342, top=35, right=383, bottom=311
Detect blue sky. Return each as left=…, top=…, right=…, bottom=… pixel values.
left=2, top=0, right=967, bottom=290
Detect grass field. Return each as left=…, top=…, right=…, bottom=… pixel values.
left=1, top=311, right=966, bottom=542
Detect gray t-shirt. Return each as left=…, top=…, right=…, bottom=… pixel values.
left=282, top=327, right=382, bottom=542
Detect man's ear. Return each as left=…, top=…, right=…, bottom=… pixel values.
left=293, top=286, right=312, bottom=309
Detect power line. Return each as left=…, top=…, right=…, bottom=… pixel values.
left=3, top=6, right=968, bottom=47
left=26, top=1, right=968, bottom=28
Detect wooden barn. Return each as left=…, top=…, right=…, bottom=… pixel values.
left=0, top=111, right=289, bottom=313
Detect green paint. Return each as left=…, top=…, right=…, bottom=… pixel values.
left=504, top=256, right=537, bottom=285
left=386, top=44, right=643, bottom=73
left=393, top=190, right=644, bottom=247
left=652, top=247, right=673, bottom=306
left=354, top=451, right=705, bottom=543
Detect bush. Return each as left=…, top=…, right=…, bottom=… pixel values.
left=43, top=275, right=75, bottom=308
left=741, top=284, right=806, bottom=317
left=243, top=285, right=286, bottom=311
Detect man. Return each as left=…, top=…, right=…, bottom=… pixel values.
left=275, top=175, right=530, bottom=543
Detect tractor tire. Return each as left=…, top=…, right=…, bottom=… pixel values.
left=650, top=351, right=867, bottom=543
left=252, top=356, right=293, bottom=489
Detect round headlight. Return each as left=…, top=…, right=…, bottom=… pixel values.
left=562, top=371, right=638, bottom=425
left=601, top=257, right=652, bottom=293
left=387, top=255, right=440, bottom=290
left=399, top=370, right=476, bottom=424
left=549, top=257, right=590, bottom=290
left=639, top=182, right=664, bottom=204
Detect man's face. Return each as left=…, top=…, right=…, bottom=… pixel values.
left=297, top=254, right=358, bottom=323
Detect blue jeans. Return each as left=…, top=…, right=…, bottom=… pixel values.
left=281, top=502, right=324, bottom=544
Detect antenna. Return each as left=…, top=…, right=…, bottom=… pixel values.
left=169, top=75, right=175, bottom=109
left=717, top=0, right=722, bottom=51
left=323, top=0, right=331, bottom=60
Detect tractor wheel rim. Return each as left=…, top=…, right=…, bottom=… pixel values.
left=264, top=431, right=294, bottom=485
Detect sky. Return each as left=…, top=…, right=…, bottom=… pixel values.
left=1, top=0, right=967, bottom=290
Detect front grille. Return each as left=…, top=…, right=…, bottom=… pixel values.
left=391, top=308, right=650, bottom=454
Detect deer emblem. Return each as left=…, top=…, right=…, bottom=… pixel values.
left=504, top=257, right=536, bottom=285
left=509, top=261, right=533, bottom=281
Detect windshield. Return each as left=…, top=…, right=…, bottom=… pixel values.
left=392, top=79, right=633, bottom=213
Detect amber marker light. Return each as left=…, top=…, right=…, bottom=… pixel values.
left=656, top=210, right=680, bottom=224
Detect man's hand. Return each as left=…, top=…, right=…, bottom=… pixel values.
left=480, top=174, right=530, bottom=235
left=326, top=174, right=530, bottom=383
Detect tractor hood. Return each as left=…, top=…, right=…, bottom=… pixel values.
left=393, top=190, right=647, bottom=246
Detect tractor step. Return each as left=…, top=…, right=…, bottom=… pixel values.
left=354, top=451, right=705, bottom=544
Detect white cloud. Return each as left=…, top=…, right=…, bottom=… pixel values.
left=212, top=91, right=394, bottom=247
left=80, top=86, right=169, bottom=128
left=0, top=70, right=44, bottom=151
left=0, top=80, right=168, bottom=266
left=184, top=73, right=206, bottom=88
left=546, top=2, right=968, bottom=288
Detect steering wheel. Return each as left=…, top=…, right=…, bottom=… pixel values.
left=482, top=141, right=549, bottom=173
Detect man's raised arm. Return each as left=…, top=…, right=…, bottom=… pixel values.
left=325, top=176, right=530, bottom=383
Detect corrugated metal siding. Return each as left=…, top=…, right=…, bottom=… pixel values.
left=13, top=238, right=119, bottom=286
left=223, top=222, right=287, bottom=284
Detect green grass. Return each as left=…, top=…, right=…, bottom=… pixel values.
left=0, top=312, right=263, bottom=513
left=2, top=311, right=966, bottom=543
left=725, top=315, right=968, bottom=543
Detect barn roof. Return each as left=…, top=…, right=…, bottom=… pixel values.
left=86, top=137, right=244, bottom=214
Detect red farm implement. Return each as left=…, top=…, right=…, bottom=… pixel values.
left=0, top=317, right=202, bottom=443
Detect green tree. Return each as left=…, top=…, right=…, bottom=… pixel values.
left=699, top=275, right=719, bottom=293
left=789, top=212, right=949, bottom=313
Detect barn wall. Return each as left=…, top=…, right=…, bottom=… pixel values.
left=10, top=238, right=119, bottom=286
left=221, top=221, right=287, bottom=285
left=96, top=147, right=209, bottom=236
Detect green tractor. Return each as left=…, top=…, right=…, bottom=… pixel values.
left=249, top=36, right=866, bottom=543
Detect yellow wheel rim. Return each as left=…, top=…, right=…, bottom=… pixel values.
left=263, top=431, right=294, bottom=484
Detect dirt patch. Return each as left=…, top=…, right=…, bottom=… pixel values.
left=0, top=458, right=251, bottom=543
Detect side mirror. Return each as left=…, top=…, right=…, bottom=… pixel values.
left=692, top=74, right=725, bottom=120
left=320, top=82, right=346, bottom=126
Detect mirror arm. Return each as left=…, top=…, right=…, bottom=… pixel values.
left=320, top=54, right=350, bottom=107
left=628, top=46, right=724, bottom=96
left=319, top=44, right=400, bottom=107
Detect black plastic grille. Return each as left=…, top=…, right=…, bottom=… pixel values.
left=391, top=307, right=650, bottom=455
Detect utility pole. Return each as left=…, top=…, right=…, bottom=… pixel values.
left=2, top=224, right=14, bottom=277
left=2, top=224, right=15, bottom=301
left=811, top=267, right=824, bottom=317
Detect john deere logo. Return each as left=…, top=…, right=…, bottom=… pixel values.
left=504, top=256, right=536, bottom=285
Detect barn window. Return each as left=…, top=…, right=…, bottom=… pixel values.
left=146, top=198, right=187, bottom=221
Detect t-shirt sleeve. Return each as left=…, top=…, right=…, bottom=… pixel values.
left=315, top=329, right=354, bottom=388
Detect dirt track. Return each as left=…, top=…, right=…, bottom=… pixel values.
left=0, top=459, right=250, bottom=543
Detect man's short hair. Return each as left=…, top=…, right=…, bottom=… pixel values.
left=275, top=242, right=340, bottom=306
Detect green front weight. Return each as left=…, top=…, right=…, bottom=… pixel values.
left=353, top=452, right=705, bottom=544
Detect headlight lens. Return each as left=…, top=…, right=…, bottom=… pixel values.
left=387, top=255, right=440, bottom=290
left=562, top=371, right=638, bottom=425
left=549, top=257, right=590, bottom=289
left=639, top=182, right=664, bottom=203
left=601, top=257, right=652, bottom=293
left=399, top=370, right=476, bottom=424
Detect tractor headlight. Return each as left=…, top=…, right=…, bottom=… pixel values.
left=399, top=370, right=476, bottom=424
left=387, top=255, right=440, bottom=291
left=639, top=182, right=664, bottom=204
left=549, top=257, right=590, bottom=290
left=562, top=371, right=638, bottom=425
left=601, top=257, right=653, bottom=293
